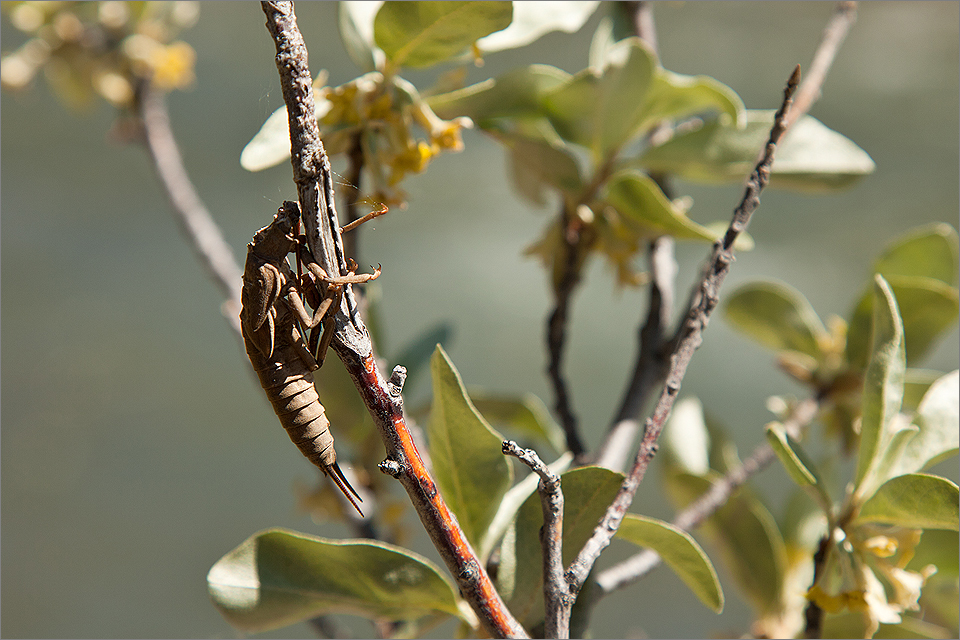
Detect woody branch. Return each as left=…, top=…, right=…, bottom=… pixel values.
left=260, top=2, right=528, bottom=637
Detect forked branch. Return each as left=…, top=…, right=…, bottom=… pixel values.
left=503, top=441, right=569, bottom=638
left=260, top=2, right=527, bottom=637
left=591, top=0, right=857, bottom=595
left=564, top=64, right=802, bottom=595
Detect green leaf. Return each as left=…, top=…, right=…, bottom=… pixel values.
left=241, top=74, right=334, bottom=172
left=501, top=466, right=623, bottom=628
left=499, top=134, right=583, bottom=203
left=662, top=397, right=711, bottom=476
left=889, top=370, right=960, bottom=478
left=616, top=515, right=724, bottom=613
left=469, top=391, right=567, bottom=454
left=207, top=528, right=463, bottom=633
left=903, top=369, right=947, bottom=412
left=663, top=472, right=787, bottom=615
left=634, top=68, right=744, bottom=137
left=543, top=38, right=657, bottom=156
left=428, top=345, right=512, bottom=548
left=603, top=170, right=721, bottom=242
left=856, top=276, right=911, bottom=501
left=765, top=422, right=819, bottom=488
left=845, top=275, right=959, bottom=370
left=375, top=1, right=513, bottom=69
left=875, top=223, right=959, bottom=287
left=724, top=281, right=828, bottom=359
left=427, top=64, right=571, bottom=122
left=638, top=110, right=875, bottom=192
left=856, top=474, right=959, bottom=531
left=909, top=529, right=959, bottom=578
left=846, top=226, right=960, bottom=368
left=240, top=105, right=290, bottom=171
left=476, top=1, right=600, bottom=52
left=339, top=2, right=382, bottom=72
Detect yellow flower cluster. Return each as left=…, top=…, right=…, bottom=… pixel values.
left=806, top=525, right=937, bottom=637
left=1, top=1, right=198, bottom=109
left=314, top=71, right=471, bottom=197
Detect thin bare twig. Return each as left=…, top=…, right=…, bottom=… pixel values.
left=502, top=441, right=569, bottom=639
left=260, top=3, right=527, bottom=637
left=595, top=396, right=820, bottom=593
left=565, top=64, right=802, bottom=595
left=546, top=202, right=589, bottom=458
left=789, top=2, right=857, bottom=124
left=138, top=83, right=244, bottom=335
left=803, top=533, right=833, bottom=638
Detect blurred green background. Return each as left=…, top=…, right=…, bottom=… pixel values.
left=2, top=2, right=957, bottom=638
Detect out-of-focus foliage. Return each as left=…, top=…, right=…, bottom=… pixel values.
left=1, top=1, right=198, bottom=109
left=682, top=227, right=960, bottom=638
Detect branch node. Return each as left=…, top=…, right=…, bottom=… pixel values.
left=378, top=459, right=404, bottom=478
left=388, top=365, right=407, bottom=396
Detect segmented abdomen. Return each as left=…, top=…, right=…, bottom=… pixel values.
left=243, top=333, right=337, bottom=470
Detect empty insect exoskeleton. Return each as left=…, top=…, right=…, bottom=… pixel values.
left=239, top=201, right=379, bottom=515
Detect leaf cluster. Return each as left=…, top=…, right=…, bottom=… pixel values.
left=658, top=225, right=959, bottom=637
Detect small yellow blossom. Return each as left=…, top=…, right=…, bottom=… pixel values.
left=863, top=535, right=898, bottom=558
left=388, top=140, right=433, bottom=185
left=149, top=40, right=194, bottom=90
left=431, top=118, right=469, bottom=152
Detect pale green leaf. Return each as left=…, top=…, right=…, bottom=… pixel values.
left=845, top=275, right=959, bottom=370
left=765, top=422, right=819, bottom=487
left=846, top=225, right=960, bottom=368
left=427, top=64, right=571, bottom=122
left=428, top=346, right=512, bottom=548
left=634, top=69, right=744, bottom=135
left=498, top=134, right=583, bottom=202
left=240, top=105, right=290, bottom=171
left=662, top=397, right=711, bottom=477
left=543, top=38, right=657, bottom=155
left=638, top=110, right=875, bottom=192
left=824, top=613, right=954, bottom=639
left=616, top=515, right=724, bottom=613
left=857, top=474, right=959, bottom=531
left=875, top=223, right=959, bottom=287
left=909, top=529, right=959, bottom=578
left=603, top=170, right=717, bottom=242
left=469, top=391, right=567, bottom=454
left=207, top=528, right=463, bottom=633
left=724, top=281, right=827, bottom=358
left=339, top=1, right=383, bottom=72
left=477, top=1, right=600, bottom=52
left=889, top=371, right=960, bottom=478
left=663, top=472, right=787, bottom=614
left=856, top=276, right=909, bottom=500
left=587, top=15, right=616, bottom=71
left=903, top=369, right=947, bottom=412
left=241, top=74, right=334, bottom=172
left=501, top=466, right=622, bottom=629
left=375, top=1, right=513, bottom=69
